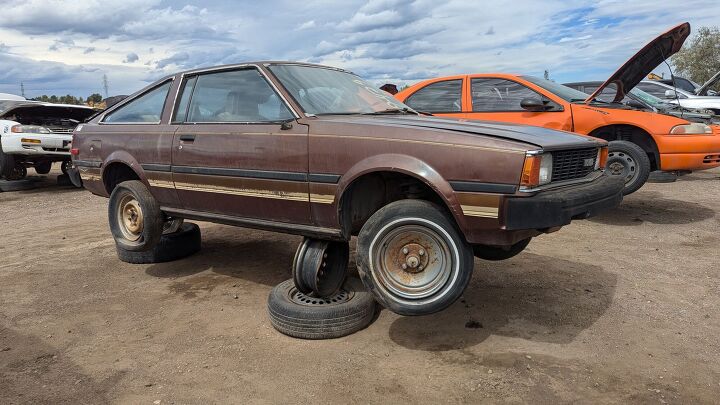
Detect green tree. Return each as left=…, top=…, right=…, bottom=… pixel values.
left=672, top=26, right=720, bottom=91
left=87, top=93, right=103, bottom=104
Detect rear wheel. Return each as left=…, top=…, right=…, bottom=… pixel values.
left=108, top=180, right=164, bottom=252
left=357, top=199, right=474, bottom=316
left=606, top=141, right=650, bottom=195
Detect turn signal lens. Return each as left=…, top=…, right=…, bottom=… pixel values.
left=596, top=147, right=608, bottom=169
left=520, top=155, right=541, bottom=187
left=21, top=138, right=41, bottom=144
left=11, top=125, right=22, bottom=133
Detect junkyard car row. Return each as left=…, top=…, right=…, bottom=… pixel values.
left=2, top=22, right=719, bottom=339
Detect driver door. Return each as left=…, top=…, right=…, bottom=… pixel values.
left=170, top=67, right=311, bottom=224
left=465, top=77, right=573, bottom=131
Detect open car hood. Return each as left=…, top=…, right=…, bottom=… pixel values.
left=585, top=22, right=690, bottom=104
left=0, top=101, right=96, bottom=122
left=696, top=70, right=720, bottom=96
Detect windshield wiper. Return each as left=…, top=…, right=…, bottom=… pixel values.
left=362, top=107, right=418, bottom=115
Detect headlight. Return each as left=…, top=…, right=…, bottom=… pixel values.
left=538, top=153, right=553, bottom=185
left=520, top=152, right=553, bottom=188
left=670, top=123, right=712, bottom=134
left=10, top=125, right=51, bottom=134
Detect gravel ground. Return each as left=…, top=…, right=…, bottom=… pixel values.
left=1, top=168, right=719, bottom=404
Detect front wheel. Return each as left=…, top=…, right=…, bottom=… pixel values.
left=356, top=200, right=474, bottom=316
left=606, top=141, right=650, bottom=195
left=108, top=180, right=164, bottom=252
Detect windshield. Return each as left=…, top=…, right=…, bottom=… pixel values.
left=269, top=64, right=411, bottom=115
left=628, top=87, right=670, bottom=109
left=521, top=75, right=593, bottom=102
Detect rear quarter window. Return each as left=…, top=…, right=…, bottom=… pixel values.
left=103, top=81, right=171, bottom=123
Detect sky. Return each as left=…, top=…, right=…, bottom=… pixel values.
left=1, top=0, right=719, bottom=99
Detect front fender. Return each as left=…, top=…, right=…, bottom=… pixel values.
left=336, top=153, right=467, bottom=232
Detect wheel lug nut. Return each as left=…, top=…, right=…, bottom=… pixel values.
left=401, top=264, right=407, bottom=270
left=402, top=248, right=409, bottom=255
left=323, top=253, right=328, bottom=259
left=419, top=249, right=424, bottom=256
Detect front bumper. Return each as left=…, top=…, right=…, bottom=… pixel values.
left=0, top=133, right=72, bottom=156
left=504, top=174, right=624, bottom=230
left=656, top=133, right=720, bottom=171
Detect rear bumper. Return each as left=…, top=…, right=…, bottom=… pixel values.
left=503, top=175, right=624, bottom=230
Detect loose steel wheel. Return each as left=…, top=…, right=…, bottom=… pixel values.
left=117, top=194, right=144, bottom=242
left=607, top=151, right=637, bottom=185
left=61, top=160, right=72, bottom=175
left=7, top=164, right=27, bottom=181
left=163, top=217, right=184, bottom=234
left=371, top=221, right=454, bottom=301
left=292, top=238, right=349, bottom=298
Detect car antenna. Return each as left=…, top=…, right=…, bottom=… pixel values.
left=658, top=46, right=683, bottom=120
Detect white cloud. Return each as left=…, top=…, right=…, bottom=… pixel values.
left=0, top=0, right=718, bottom=97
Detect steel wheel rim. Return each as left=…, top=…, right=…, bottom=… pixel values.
left=607, top=151, right=637, bottom=185
left=288, top=285, right=354, bottom=306
left=163, top=218, right=184, bottom=234
left=117, top=194, right=143, bottom=241
left=370, top=218, right=457, bottom=302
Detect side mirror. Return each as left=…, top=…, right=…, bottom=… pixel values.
left=520, top=97, right=552, bottom=112
left=664, top=89, right=678, bottom=99
left=625, top=100, right=646, bottom=109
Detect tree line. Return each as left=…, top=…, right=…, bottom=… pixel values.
left=29, top=93, right=104, bottom=106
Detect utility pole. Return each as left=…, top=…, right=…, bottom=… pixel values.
left=102, top=74, right=109, bottom=98
left=20, top=82, right=25, bottom=98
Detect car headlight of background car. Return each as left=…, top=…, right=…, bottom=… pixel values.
left=669, top=123, right=712, bottom=134
left=11, top=124, right=52, bottom=134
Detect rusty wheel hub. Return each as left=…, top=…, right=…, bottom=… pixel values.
left=117, top=194, right=144, bottom=241
left=372, top=221, right=454, bottom=300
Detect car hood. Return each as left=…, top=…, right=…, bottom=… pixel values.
left=586, top=22, right=690, bottom=104
left=0, top=100, right=96, bottom=122
left=316, top=115, right=603, bottom=150
left=696, top=70, right=720, bottom=96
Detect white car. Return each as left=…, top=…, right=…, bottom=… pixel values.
left=638, top=76, right=720, bottom=114
left=0, top=97, right=96, bottom=180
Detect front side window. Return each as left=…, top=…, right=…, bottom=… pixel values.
left=471, top=78, right=544, bottom=111
left=185, top=69, right=294, bottom=123
left=405, top=80, right=462, bottom=112
left=104, top=81, right=171, bottom=123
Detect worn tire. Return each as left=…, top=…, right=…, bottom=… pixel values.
left=0, top=144, right=15, bottom=179
left=108, top=180, right=164, bottom=252
left=607, top=141, right=651, bottom=195
left=473, top=237, right=531, bottom=261
left=357, top=199, right=475, bottom=316
left=116, top=223, right=201, bottom=264
left=34, top=161, right=52, bottom=175
left=268, top=278, right=377, bottom=339
left=0, top=179, right=35, bottom=192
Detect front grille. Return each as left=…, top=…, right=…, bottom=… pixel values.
left=551, top=148, right=597, bottom=182
left=47, top=127, right=74, bottom=134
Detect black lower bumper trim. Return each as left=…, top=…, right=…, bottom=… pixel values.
left=504, top=175, right=624, bottom=230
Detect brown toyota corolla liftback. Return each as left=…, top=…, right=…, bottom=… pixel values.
left=70, top=62, right=624, bottom=316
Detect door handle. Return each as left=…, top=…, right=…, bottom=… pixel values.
left=179, top=134, right=196, bottom=142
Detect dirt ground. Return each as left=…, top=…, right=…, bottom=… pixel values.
left=1, top=168, right=718, bottom=404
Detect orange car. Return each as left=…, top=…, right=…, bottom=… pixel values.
left=396, top=22, right=720, bottom=194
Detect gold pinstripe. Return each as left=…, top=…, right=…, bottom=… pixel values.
left=460, top=205, right=499, bottom=218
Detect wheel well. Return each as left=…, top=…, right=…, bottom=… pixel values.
left=589, top=125, right=660, bottom=171
left=103, top=162, right=140, bottom=194
left=338, top=171, right=449, bottom=237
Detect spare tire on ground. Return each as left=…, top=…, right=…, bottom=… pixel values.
left=268, top=277, right=377, bottom=339
left=115, top=222, right=201, bottom=264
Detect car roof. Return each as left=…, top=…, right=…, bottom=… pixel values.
left=173, top=61, right=355, bottom=77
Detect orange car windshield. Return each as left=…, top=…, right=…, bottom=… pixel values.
left=270, top=64, right=413, bottom=115
left=521, top=75, right=601, bottom=103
